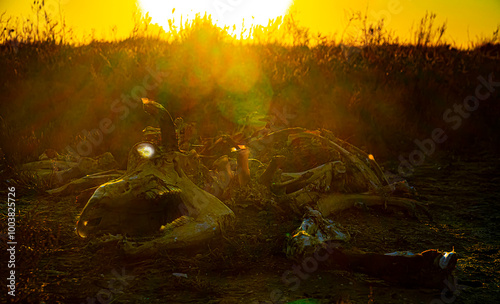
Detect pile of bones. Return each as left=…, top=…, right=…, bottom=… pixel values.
left=30, top=98, right=457, bottom=289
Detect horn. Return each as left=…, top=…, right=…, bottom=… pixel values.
left=142, top=98, right=178, bottom=151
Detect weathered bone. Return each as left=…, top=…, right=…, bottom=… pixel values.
left=76, top=100, right=235, bottom=253
left=259, top=155, right=286, bottom=186
left=286, top=207, right=350, bottom=258
left=324, top=248, right=457, bottom=288
left=250, top=128, right=388, bottom=194
left=320, top=128, right=390, bottom=188
left=289, top=131, right=388, bottom=192
left=69, top=102, right=433, bottom=275
left=77, top=142, right=235, bottom=242
left=284, top=202, right=451, bottom=289
left=233, top=145, right=250, bottom=186
left=272, top=171, right=314, bottom=195
left=22, top=152, right=118, bottom=187
left=142, top=98, right=178, bottom=151
left=272, top=161, right=345, bottom=194
left=46, top=170, right=124, bottom=196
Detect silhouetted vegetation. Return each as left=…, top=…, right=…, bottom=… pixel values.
left=1, top=6, right=499, bottom=167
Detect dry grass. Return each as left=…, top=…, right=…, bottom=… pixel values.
left=1, top=7, right=499, bottom=169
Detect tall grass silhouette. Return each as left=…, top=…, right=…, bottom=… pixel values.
left=0, top=5, right=499, bottom=169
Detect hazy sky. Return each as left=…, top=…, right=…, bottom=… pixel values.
left=1, top=0, right=499, bottom=46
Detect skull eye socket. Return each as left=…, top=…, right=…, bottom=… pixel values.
left=137, top=143, right=155, bottom=158
left=85, top=217, right=102, bottom=227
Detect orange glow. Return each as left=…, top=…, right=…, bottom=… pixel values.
left=287, top=0, right=500, bottom=46
left=138, top=0, right=292, bottom=37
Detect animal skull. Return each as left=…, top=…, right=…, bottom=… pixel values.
left=76, top=99, right=235, bottom=252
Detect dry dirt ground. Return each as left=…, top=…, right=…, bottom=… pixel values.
left=2, top=153, right=500, bottom=303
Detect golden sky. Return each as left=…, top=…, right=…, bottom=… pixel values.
left=1, top=0, right=499, bottom=46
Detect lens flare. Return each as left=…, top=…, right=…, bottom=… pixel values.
left=137, top=143, right=156, bottom=158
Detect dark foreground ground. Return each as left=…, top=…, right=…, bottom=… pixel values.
left=1, top=151, right=499, bottom=304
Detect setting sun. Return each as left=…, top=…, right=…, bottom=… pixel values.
left=138, top=0, right=293, bottom=35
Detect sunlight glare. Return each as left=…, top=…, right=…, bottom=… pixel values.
left=137, top=143, right=155, bottom=158
left=138, top=0, right=293, bottom=37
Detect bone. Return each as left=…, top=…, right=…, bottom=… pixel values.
left=250, top=128, right=389, bottom=194
left=123, top=205, right=235, bottom=257
left=142, top=98, right=178, bottom=151
left=322, top=129, right=390, bottom=186
left=247, top=127, right=307, bottom=152
left=324, top=248, right=457, bottom=289
left=234, top=145, right=250, bottom=186
left=46, top=170, right=124, bottom=196
left=271, top=161, right=344, bottom=194
left=272, top=171, right=314, bottom=194
left=77, top=145, right=236, bottom=245
left=282, top=130, right=387, bottom=193
left=259, top=155, right=286, bottom=186
left=210, top=155, right=234, bottom=195
left=286, top=207, right=350, bottom=258
left=318, top=134, right=385, bottom=193
left=124, top=215, right=218, bottom=256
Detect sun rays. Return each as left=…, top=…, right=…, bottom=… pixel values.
left=138, top=0, right=293, bottom=38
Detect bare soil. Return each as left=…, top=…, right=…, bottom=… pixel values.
left=2, top=153, right=500, bottom=304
